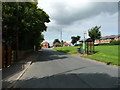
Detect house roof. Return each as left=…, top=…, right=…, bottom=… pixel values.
left=63, top=43, right=71, bottom=45
left=79, top=35, right=120, bottom=41
left=100, top=34, right=120, bottom=40
left=42, top=41, right=49, bottom=44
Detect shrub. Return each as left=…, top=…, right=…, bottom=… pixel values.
left=98, top=43, right=110, bottom=45
left=74, top=44, right=82, bottom=46
left=110, top=40, right=120, bottom=45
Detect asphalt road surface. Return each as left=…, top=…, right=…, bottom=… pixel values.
left=13, top=48, right=118, bottom=88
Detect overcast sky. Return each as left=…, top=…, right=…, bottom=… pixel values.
left=37, top=0, right=118, bottom=45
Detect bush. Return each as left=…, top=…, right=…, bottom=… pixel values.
left=110, top=40, right=120, bottom=45
left=98, top=43, right=110, bottom=45
left=74, top=44, right=82, bottom=46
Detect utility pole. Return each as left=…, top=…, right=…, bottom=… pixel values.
left=60, top=29, right=63, bottom=47
left=60, top=29, right=62, bottom=41
left=58, top=27, right=63, bottom=47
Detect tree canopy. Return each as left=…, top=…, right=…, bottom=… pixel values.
left=88, top=26, right=101, bottom=42
left=2, top=2, right=50, bottom=50
left=71, top=36, right=80, bottom=45
left=53, top=39, right=60, bottom=44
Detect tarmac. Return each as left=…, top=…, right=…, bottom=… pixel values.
left=2, top=51, right=39, bottom=89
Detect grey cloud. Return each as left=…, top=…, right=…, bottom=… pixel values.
left=50, top=2, right=118, bottom=25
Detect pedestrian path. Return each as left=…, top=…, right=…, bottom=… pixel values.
left=2, top=51, right=39, bottom=88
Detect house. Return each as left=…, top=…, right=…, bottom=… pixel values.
left=53, top=42, right=61, bottom=47
left=94, top=34, right=120, bottom=44
left=63, top=42, right=71, bottom=47
left=42, top=41, right=50, bottom=48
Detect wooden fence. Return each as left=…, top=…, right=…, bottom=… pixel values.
left=2, top=46, right=12, bottom=68
left=0, top=46, right=2, bottom=69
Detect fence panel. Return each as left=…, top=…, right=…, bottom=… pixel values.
left=7, top=46, right=12, bottom=66
left=2, top=46, right=5, bottom=68
left=0, top=46, right=2, bottom=69
left=2, top=46, right=12, bottom=68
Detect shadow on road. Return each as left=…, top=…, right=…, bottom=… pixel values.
left=34, top=49, right=68, bottom=62
left=3, top=73, right=119, bottom=88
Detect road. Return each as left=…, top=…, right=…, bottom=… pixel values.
left=13, top=48, right=118, bottom=88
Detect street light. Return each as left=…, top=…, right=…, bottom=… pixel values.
left=83, top=31, right=87, bottom=54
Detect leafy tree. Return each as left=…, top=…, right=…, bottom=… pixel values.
left=61, top=40, right=66, bottom=46
left=71, top=36, right=80, bottom=45
left=2, top=2, right=50, bottom=51
left=88, top=26, right=101, bottom=42
left=53, top=39, right=60, bottom=44
left=86, top=38, right=93, bottom=42
left=61, top=40, right=66, bottom=43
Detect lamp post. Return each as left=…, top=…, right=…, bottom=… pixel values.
left=83, top=31, right=86, bottom=54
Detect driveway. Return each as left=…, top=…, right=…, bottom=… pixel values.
left=13, top=48, right=118, bottom=88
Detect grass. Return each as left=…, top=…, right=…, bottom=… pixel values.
left=53, top=45, right=119, bottom=66
left=53, top=46, right=79, bottom=54
left=83, top=45, right=119, bottom=66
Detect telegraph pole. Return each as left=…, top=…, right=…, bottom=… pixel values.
left=58, top=27, right=63, bottom=47
left=60, top=29, right=62, bottom=42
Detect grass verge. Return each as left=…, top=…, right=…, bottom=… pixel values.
left=53, top=46, right=79, bottom=54
left=53, top=45, right=119, bottom=66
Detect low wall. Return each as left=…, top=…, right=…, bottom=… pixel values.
left=0, top=45, right=2, bottom=69
left=18, top=49, right=34, bottom=61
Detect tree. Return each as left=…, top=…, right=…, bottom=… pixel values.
left=86, top=38, right=93, bottom=42
left=53, top=39, right=60, bottom=44
left=2, top=2, right=50, bottom=50
left=88, top=26, right=101, bottom=42
left=61, top=40, right=66, bottom=46
left=2, top=2, right=50, bottom=60
left=71, top=36, right=80, bottom=45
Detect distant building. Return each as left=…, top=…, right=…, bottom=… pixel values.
left=79, top=35, right=120, bottom=44
left=63, top=43, right=71, bottom=47
left=42, top=41, right=50, bottom=48
left=53, top=42, right=61, bottom=47
left=95, top=34, right=120, bottom=44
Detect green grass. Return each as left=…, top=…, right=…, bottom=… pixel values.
left=53, top=46, right=79, bottom=54
left=53, top=45, right=119, bottom=66
left=83, top=45, right=119, bottom=66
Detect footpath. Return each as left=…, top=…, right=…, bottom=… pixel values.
left=2, top=51, right=39, bottom=89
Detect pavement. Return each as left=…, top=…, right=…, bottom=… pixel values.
left=2, top=51, right=39, bottom=89
left=12, top=48, right=119, bottom=88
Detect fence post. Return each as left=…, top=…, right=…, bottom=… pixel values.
left=8, top=46, right=12, bottom=66
left=0, top=46, right=2, bottom=69
left=2, top=46, right=5, bottom=68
